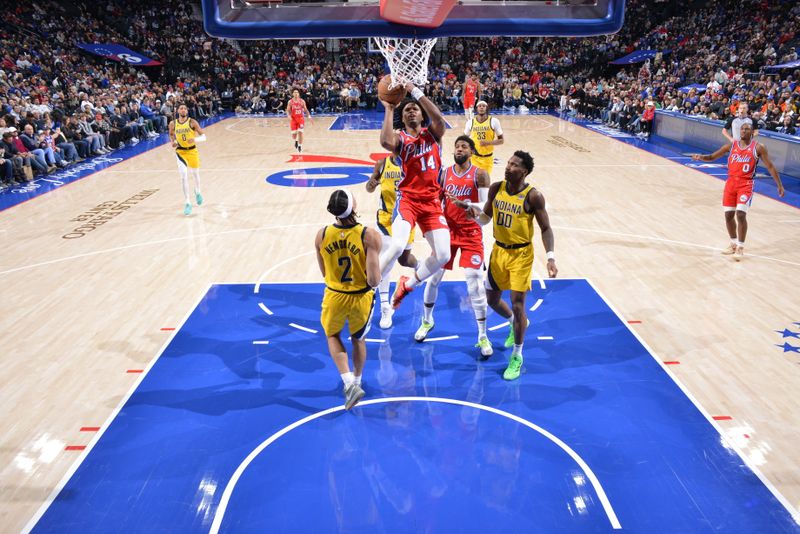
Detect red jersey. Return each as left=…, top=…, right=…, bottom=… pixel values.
left=289, top=98, right=305, bottom=118
left=397, top=128, right=443, bottom=201
left=443, top=164, right=481, bottom=235
left=728, top=140, right=758, bottom=182
left=463, top=80, right=478, bottom=104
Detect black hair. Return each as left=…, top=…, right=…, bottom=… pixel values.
left=513, top=150, right=534, bottom=175
left=394, top=97, right=429, bottom=129
left=454, top=135, right=476, bottom=152
left=327, top=189, right=357, bottom=221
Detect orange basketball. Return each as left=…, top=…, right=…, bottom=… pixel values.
left=377, top=75, right=406, bottom=105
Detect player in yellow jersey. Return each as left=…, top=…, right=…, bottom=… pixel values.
left=458, top=150, right=557, bottom=380
left=315, top=189, right=381, bottom=409
left=169, top=104, right=206, bottom=216
left=464, top=100, right=504, bottom=176
left=365, top=156, right=419, bottom=328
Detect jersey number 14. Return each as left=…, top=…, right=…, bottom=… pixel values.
left=419, top=154, right=437, bottom=172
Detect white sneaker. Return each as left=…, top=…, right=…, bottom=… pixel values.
left=131, top=137, right=139, bottom=144
left=379, top=304, right=393, bottom=329
left=476, top=336, right=493, bottom=358
left=721, top=243, right=737, bottom=255
left=733, top=246, right=744, bottom=261
left=414, top=320, right=434, bottom=342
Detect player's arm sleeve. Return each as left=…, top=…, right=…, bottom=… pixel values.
left=491, top=117, right=503, bottom=136
left=464, top=120, right=472, bottom=135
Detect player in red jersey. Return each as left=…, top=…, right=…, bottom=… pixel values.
left=463, top=74, right=480, bottom=121
left=379, top=82, right=450, bottom=309
left=286, top=89, right=312, bottom=153
left=414, top=136, right=493, bottom=357
left=692, top=122, right=784, bottom=261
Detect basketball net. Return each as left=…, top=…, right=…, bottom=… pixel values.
left=373, top=37, right=436, bottom=89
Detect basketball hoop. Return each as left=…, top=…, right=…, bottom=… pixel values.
left=373, top=37, right=436, bottom=89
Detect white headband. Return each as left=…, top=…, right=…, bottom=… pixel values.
left=339, top=190, right=354, bottom=219
left=476, top=100, right=488, bottom=107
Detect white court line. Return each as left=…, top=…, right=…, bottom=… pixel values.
left=537, top=336, right=554, bottom=341
left=289, top=323, right=318, bottom=334
left=585, top=278, right=800, bottom=526
left=537, top=279, right=546, bottom=290
left=0, top=222, right=324, bottom=277
left=252, top=340, right=270, bottom=345
left=530, top=299, right=543, bottom=312
left=254, top=251, right=316, bottom=294
left=258, top=303, right=274, bottom=316
left=22, top=284, right=213, bottom=534
left=209, top=396, right=621, bottom=532
left=488, top=321, right=510, bottom=331
left=553, top=225, right=800, bottom=268
left=423, top=335, right=459, bottom=342
left=364, top=338, right=386, bottom=343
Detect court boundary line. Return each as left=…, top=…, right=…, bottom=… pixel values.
left=208, top=395, right=622, bottom=532
left=21, top=283, right=213, bottom=534
left=585, top=278, right=800, bottom=525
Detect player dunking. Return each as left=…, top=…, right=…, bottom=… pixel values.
left=379, top=84, right=450, bottom=310
left=315, top=190, right=381, bottom=409
left=287, top=89, right=312, bottom=153
left=691, top=122, right=784, bottom=260
left=169, top=104, right=206, bottom=216
left=415, top=136, right=493, bottom=358
left=463, top=151, right=558, bottom=380
left=365, top=155, right=419, bottom=328
left=463, top=74, right=479, bottom=121
left=465, top=100, right=504, bottom=177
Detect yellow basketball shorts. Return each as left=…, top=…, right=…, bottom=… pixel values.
left=487, top=244, right=533, bottom=293
left=471, top=154, right=493, bottom=176
left=176, top=148, right=200, bottom=169
left=320, top=288, right=375, bottom=339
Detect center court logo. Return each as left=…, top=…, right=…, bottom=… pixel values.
left=265, top=154, right=384, bottom=188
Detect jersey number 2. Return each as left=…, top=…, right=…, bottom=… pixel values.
left=419, top=155, right=437, bottom=171
left=338, top=257, right=353, bottom=283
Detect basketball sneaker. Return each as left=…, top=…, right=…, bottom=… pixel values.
left=721, top=243, right=737, bottom=255
left=414, top=320, right=434, bottom=342
left=503, top=355, right=523, bottom=381
left=344, top=382, right=365, bottom=410
left=184, top=202, right=192, bottom=216
left=379, top=303, right=394, bottom=329
left=391, top=275, right=413, bottom=309
left=476, top=336, right=493, bottom=358
left=504, top=318, right=530, bottom=349
left=195, top=191, right=203, bottom=206
left=733, top=246, right=744, bottom=261
left=294, top=140, right=298, bottom=150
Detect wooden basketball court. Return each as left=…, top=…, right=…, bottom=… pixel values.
left=2, top=113, right=799, bottom=530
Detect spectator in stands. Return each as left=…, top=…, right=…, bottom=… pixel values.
left=18, top=126, right=54, bottom=173
left=2, top=130, right=42, bottom=178
left=0, top=146, right=17, bottom=190
left=777, top=115, right=797, bottom=135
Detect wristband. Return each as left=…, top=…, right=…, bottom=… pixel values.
left=546, top=251, right=555, bottom=261
left=411, top=87, right=424, bottom=101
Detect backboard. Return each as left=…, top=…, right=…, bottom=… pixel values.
left=201, top=0, right=626, bottom=40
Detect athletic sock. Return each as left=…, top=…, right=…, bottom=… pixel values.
left=341, top=372, right=354, bottom=386
left=512, top=343, right=523, bottom=357
left=477, top=317, right=487, bottom=337
left=423, top=303, right=435, bottom=323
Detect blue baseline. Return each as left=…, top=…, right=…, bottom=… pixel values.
left=32, top=281, right=798, bottom=533
left=329, top=112, right=453, bottom=131
left=0, top=113, right=235, bottom=213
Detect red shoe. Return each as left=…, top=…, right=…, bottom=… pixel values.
left=391, top=275, right=413, bottom=309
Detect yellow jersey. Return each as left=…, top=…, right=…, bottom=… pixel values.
left=492, top=180, right=534, bottom=247
left=174, top=118, right=196, bottom=149
left=468, top=115, right=496, bottom=160
left=377, top=157, right=402, bottom=233
left=320, top=223, right=369, bottom=293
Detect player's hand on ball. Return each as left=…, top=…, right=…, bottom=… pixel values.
left=547, top=259, right=558, bottom=278
left=404, top=82, right=416, bottom=94
left=380, top=99, right=397, bottom=109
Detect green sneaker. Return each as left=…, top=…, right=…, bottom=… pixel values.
left=503, top=354, right=523, bottom=380
left=503, top=318, right=530, bottom=348
left=195, top=191, right=203, bottom=206
left=183, top=202, right=192, bottom=216
left=414, top=320, right=434, bottom=342
left=475, top=336, right=493, bottom=358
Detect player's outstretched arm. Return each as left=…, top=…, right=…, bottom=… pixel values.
left=364, top=227, right=382, bottom=288
left=366, top=159, right=384, bottom=193
left=757, top=143, right=785, bottom=197
left=691, top=143, right=730, bottom=162
left=460, top=180, right=500, bottom=225
left=405, top=83, right=445, bottom=141
left=314, top=227, right=326, bottom=277
left=529, top=189, right=557, bottom=278
left=168, top=120, right=177, bottom=148
left=379, top=101, right=401, bottom=153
